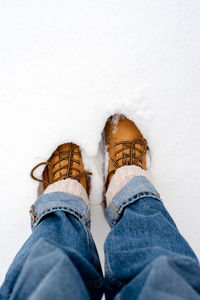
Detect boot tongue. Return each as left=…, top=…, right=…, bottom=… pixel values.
left=70, top=146, right=88, bottom=193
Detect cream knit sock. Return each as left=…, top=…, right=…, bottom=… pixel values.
left=106, top=165, right=151, bottom=206
left=44, top=178, right=89, bottom=205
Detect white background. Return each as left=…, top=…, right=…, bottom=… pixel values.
left=0, top=0, right=200, bottom=284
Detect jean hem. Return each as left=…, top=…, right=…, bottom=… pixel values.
left=30, top=192, right=90, bottom=229
left=105, top=176, right=161, bottom=227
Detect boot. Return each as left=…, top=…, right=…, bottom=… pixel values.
left=30, top=143, right=91, bottom=194
left=105, top=115, right=148, bottom=189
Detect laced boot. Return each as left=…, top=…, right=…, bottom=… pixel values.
left=105, top=115, right=148, bottom=190
left=30, top=143, right=91, bottom=194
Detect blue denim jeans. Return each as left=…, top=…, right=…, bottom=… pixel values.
left=0, top=176, right=200, bottom=300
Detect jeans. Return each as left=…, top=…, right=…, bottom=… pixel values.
left=0, top=176, right=200, bottom=300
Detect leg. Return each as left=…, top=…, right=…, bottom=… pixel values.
left=104, top=175, right=200, bottom=299
left=104, top=115, right=200, bottom=299
left=1, top=143, right=104, bottom=300
left=0, top=192, right=103, bottom=300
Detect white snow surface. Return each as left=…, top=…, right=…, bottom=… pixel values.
left=0, top=0, right=200, bottom=284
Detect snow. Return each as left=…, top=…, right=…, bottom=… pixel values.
left=0, top=0, right=200, bottom=285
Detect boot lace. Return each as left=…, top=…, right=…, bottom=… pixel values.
left=106, top=137, right=147, bottom=188
left=30, top=146, right=92, bottom=187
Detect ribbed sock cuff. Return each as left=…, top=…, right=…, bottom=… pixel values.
left=106, top=165, right=151, bottom=205
left=44, top=178, right=89, bottom=205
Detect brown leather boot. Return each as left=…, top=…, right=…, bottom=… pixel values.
left=105, top=115, right=148, bottom=189
left=30, top=143, right=91, bottom=194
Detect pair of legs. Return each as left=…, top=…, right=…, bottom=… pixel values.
left=1, top=115, right=200, bottom=299
left=1, top=177, right=200, bottom=300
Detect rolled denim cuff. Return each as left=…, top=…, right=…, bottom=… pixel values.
left=105, top=176, right=161, bottom=227
left=29, top=192, right=90, bottom=230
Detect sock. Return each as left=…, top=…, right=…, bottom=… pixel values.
left=44, top=178, right=89, bottom=205
left=106, top=165, right=151, bottom=205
